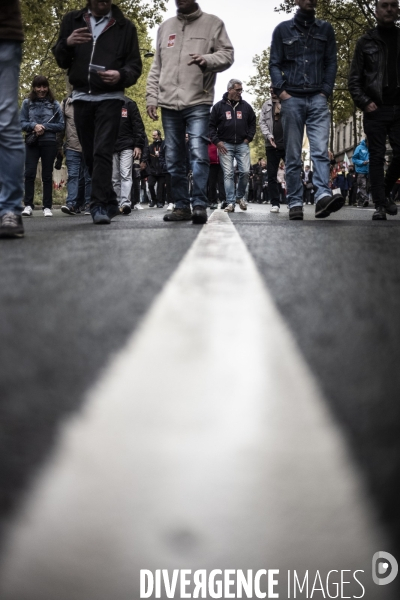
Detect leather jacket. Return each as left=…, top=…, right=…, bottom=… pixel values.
left=348, top=27, right=400, bottom=110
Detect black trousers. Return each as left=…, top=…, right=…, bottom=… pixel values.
left=24, top=143, right=57, bottom=209
left=73, top=99, right=123, bottom=210
left=208, top=164, right=226, bottom=204
left=148, top=174, right=166, bottom=205
left=265, top=146, right=285, bottom=207
left=363, top=105, right=400, bottom=205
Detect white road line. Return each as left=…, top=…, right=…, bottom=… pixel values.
left=0, top=211, right=391, bottom=599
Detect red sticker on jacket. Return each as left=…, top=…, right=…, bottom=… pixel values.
left=122, top=108, right=128, bottom=118
left=237, top=111, right=242, bottom=119
left=167, top=34, right=176, bottom=48
left=226, top=112, right=232, bottom=119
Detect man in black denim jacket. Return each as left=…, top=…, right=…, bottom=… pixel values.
left=269, top=0, right=343, bottom=221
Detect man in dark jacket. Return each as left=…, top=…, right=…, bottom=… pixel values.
left=0, top=0, right=25, bottom=238
left=52, top=0, right=142, bottom=225
left=209, top=79, right=256, bottom=213
left=269, top=0, right=344, bottom=221
left=147, top=130, right=169, bottom=208
left=112, top=96, right=145, bottom=215
left=348, top=0, right=400, bottom=221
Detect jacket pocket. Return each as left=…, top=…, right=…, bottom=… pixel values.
left=282, top=37, right=297, bottom=60
left=313, top=33, right=327, bottom=52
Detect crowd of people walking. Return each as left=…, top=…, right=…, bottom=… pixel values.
left=1, top=0, right=400, bottom=237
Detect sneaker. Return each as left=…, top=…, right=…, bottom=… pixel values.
left=192, top=206, right=208, bottom=224
left=372, top=206, right=387, bottom=220
left=289, top=206, right=303, bottom=220
left=61, top=204, right=76, bottom=215
left=384, top=197, right=398, bottom=216
left=22, top=206, right=33, bottom=217
left=120, top=203, right=132, bottom=215
left=137, top=203, right=144, bottom=210
left=157, top=203, right=164, bottom=208
left=224, top=203, right=235, bottom=213
left=0, top=213, right=24, bottom=238
left=209, top=202, right=218, bottom=209
left=167, top=203, right=174, bottom=211
left=270, top=205, right=280, bottom=213
left=163, top=207, right=192, bottom=222
left=75, top=206, right=82, bottom=214
left=220, top=201, right=228, bottom=210
left=363, top=200, right=369, bottom=208
left=238, top=198, right=247, bottom=211
left=43, top=208, right=53, bottom=217
left=92, top=206, right=111, bottom=224
left=148, top=202, right=155, bottom=208
left=315, top=194, right=344, bottom=219
left=84, top=204, right=91, bottom=215
left=262, top=200, right=267, bottom=204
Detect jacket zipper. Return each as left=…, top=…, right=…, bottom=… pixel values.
left=85, top=15, right=117, bottom=94
left=88, top=39, right=97, bottom=93
left=177, top=18, right=187, bottom=111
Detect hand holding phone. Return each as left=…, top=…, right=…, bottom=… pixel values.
left=67, top=27, right=92, bottom=46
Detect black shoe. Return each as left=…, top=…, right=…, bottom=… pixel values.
left=0, top=212, right=24, bottom=238
left=384, top=197, right=398, bottom=216
left=75, top=205, right=82, bottom=214
left=289, top=206, right=303, bottom=220
left=121, top=203, right=132, bottom=215
left=372, top=206, right=387, bottom=220
left=92, top=206, right=111, bottom=225
left=84, top=204, right=91, bottom=215
left=363, top=199, right=369, bottom=208
left=61, top=204, right=76, bottom=215
left=148, top=202, right=155, bottom=208
left=157, top=203, right=164, bottom=208
left=210, top=203, right=218, bottom=209
left=315, top=194, right=345, bottom=218
left=192, top=206, right=208, bottom=224
left=163, top=207, right=192, bottom=222
left=220, top=201, right=228, bottom=210
left=107, top=204, right=120, bottom=220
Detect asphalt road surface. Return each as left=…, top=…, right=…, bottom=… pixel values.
left=0, top=202, right=399, bottom=599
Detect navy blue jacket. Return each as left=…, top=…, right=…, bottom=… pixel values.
left=269, top=18, right=337, bottom=97
left=209, top=93, right=256, bottom=146
left=20, top=98, right=64, bottom=143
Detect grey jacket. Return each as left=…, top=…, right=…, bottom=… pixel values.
left=259, top=99, right=274, bottom=146
left=146, top=6, right=234, bottom=110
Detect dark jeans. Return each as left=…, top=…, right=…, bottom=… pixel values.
left=208, top=164, right=226, bottom=205
left=24, top=142, right=57, bottom=209
left=265, top=146, right=285, bottom=207
left=148, top=174, right=166, bottom=205
left=363, top=105, right=400, bottom=205
left=73, top=99, right=123, bottom=210
left=253, top=183, right=262, bottom=203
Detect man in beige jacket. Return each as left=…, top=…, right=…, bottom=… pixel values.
left=146, top=0, right=234, bottom=224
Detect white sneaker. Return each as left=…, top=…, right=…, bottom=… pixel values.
left=22, top=206, right=33, bottom=217
left=270, top=206, right=280, bottom=213
left=224, top=203, right=235, bottom=213
left=137, top=203, right=144, bottom=209
left=43, top=208, right=53, bottom=217
left=167, top=203, right=174, bottom=211
left=238, top=198, right=247, bottom=211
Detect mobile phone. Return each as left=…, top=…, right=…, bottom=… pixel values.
left=89, top=64, right=106, bottom=73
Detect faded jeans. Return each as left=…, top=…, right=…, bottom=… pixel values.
left=218, top=142, right=251, bottom=205
left=112, top=149, right=133, bottom=206
left=281, top=94, right=331, bottom=208
left=65, top=149, right=91, bottom=207
left=0, top=41, right=24, bottom=216
left=162, top=104, right=210, bottom=208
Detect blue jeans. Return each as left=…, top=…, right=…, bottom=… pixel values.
left=0, top=41, right=24, bottom=217
left=281, top=94, right=331, bottom=208
left=161, top=104, right=210, bottom=208
left=218, top=142, right=251, bottom=205
left=65, top=149, right=91, bottom=207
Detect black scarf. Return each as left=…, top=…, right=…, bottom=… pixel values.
left=294, top=8, right=316, bottom=29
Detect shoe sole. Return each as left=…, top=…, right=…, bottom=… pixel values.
left=289, top=214, right=303, bottom=220
left=239, top=202, right=247, bottom=211
left=315, top=196, right=345, bottom=219
left=386, top=205, right=398, bottom=216
left=0, top=231, right=24, bottom=238
left=372, top=214, right=387, bottom=221
left=121, top=206, right=132, bottom=215
left=192, top=214, right=207, bottom=224
left=22, top=213, right=32, bottom=217
left=61, top=206, right=76, bottom=216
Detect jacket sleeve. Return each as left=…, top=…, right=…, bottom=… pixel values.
left=352, top=146, right=363, bottom=167
left=209, top=104, right=220, bottom=146
left=202, top=20, right=234, bottom=73
left=321, top=25, right=337, bottom=97
left=259, top=102, right=272, bottom=140
left=247, top=104, right=256, bottom=142
left=44, top=101, right=65, bottom=133
left=146, top=27, right=162, bottom=107
left=129, top=101, right=146, bottom=150
left=348, top=39, right=372, bottom=110
left=118, top=21, right=142, bottom=88
left=269, top=25, right=286, bottom=95
left=52, top=13, right=76, bottom=69
left=20, top=99, right=35, bottom=132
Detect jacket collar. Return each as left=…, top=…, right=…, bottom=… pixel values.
left=75, top=4, right=126, bottom=26
left=366, top=26, right=400, bottom=41
left=177, top=5, right=203, bottom=23
left=290, top=17, right=321, bottom=29
left=222, top=91, right=241, bottom=106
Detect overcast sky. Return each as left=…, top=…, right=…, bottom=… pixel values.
left=149, top=0, right=294, bottom=103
